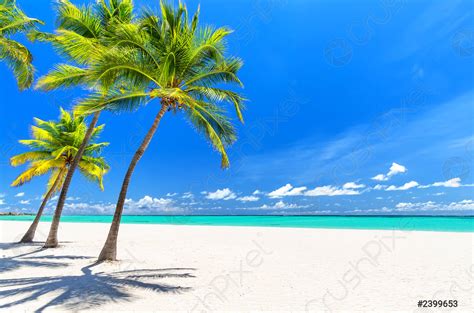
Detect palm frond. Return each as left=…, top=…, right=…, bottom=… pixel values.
left=0, top=37, right=33, bottom=89
left=36, top=64, right=89, bottom=90
left=74, top=89, right=150, bottom=115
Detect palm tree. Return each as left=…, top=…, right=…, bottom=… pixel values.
left=74, top=1, right=245, bottom=261
left=0, top=0, right=42, bottom=89
left=35, top=0, right=134, bottom=248
left=11, top=108, right=109, bottom=243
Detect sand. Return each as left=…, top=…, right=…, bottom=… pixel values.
left=0, top=220, right=473, bottom=312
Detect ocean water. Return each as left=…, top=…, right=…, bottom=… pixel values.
left=0, top=215, right=473, bottom=232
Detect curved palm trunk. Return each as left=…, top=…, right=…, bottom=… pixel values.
left=19, top=166, right=67, bottom=243
left=43, top=112, right=101, bottom=248
left=98, top=104, right=168, bottom=262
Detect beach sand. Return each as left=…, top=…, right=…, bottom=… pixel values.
left=0, top=220, right=472, bottom=312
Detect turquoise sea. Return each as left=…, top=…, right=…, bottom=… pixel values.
left=0, top=215, right=473, bottom=232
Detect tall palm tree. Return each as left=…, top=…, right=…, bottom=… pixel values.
left=35, top=0, right=134, bottom=248
left=0, top=0, right=42, bottom=89
left=74, top=1, right=245, bottom=261
left=11, top=108, right=109, bottom=243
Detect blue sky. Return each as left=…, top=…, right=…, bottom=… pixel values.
left=1, top=0, right=473, bottom=215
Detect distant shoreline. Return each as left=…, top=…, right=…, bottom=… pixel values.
left=0, top=212, right=34, bottom=216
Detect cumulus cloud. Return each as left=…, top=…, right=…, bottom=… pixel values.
left=19, top=200, right=30, bottom=205
left=372, top=162, right=407, bottom=181
left=342, top=182, right=365, bottom=189
left=419, top=177, right=462, bottom=189
left=237, top=195, right=260, bottom=202
left=386, top=181, right=419, bottom=191
left=126, top=196, right=173, bottom=208
left=253, top=190, right=262, bottom=195
left=395, top=200, right=474, bottom=212
left=166, top=192, right=178, bottom=197
left=268, top=182, right=363, bottom=198
left=260, top=200, right=307, bottom=210
left=0, top=199, right=5, bottom=205
left=57, top=195, right=180, bottom=215
left=268, top=184, right=307, bottom=198
left=15, top=192, right=25, bottom=197
left=205, top=188, right=237, bottom=200
left=305, top=185, right=360, bottom=196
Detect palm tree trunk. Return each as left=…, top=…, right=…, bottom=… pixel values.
left=20, top=166, right=67, bottom=243
left=43, top=111, right=101, bottom=248
left=98, top=104, right=168, bottom=262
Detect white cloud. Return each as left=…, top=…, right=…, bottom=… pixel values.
left=15, top=192, right=25, bottom=197
left=395, top=200, right=474, bottom=212
left=126, top=196, right=173, bottom=208
left=0, top=199, right=4, bottom=205
left=372, top=162, right=407, bottom=181
left=349, top=207, right=393, bottom=213
left=205, top=188, right=237, bottom=200
left=419, top=177, right=462, bottom=189
left=373, top=184, right=386, bottom=190
left=305, top=185, right=360, bottom=196
left=260, top=200, right=307, bottom=210
left=166, top=192, right=178, bottom=197
left=252, top=190, right=262, bottom=195
left=19, top=200, right=30, bottom=205
left=182, top=192, right=194, bottom=199
left=372, top=174, right=386, bottom=181
left=386, top=181, right=419, bottom=191
left=342, top=182, right=365, bottom=189
left=268, top=184, right=307, bottom=198
left=58, top=195, right=180, bottom=215
left=237, top=195, right=259, bottom=202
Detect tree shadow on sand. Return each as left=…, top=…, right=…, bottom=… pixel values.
left=0, top=247, right=74, bottom=274
left=0, top=264, right=195, bottom=312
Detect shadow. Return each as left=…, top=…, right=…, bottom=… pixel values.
left=0, top=248, right=70, bottom=274
left=25, top=255, right=93, bottom=260
left=0, top=242, right=43, bottom=250
left=0, top=264, right=195, bottom=312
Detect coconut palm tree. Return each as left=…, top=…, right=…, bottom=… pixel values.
left=0, top=0, right=42, bottom=89
left=74, top=1, right=245, bottom=261
left=35, top=0, right=134, bottom=248
left=11, top=108, right=109, bottom=243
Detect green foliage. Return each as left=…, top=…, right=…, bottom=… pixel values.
left=10, top=109, right=110, bottom=193
left=0, top=0, right=43, bottom=89
left=74, top=1, right=246, bottom=168
left=35, top=0, right=136, bottom=90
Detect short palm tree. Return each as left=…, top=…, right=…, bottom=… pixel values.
left=0, top=0, right=42, bottom=89
left=35, top=0, right=134, bottom=248
left=74, top=1, right=245, bottom=261
left=11, top=108, right=109, bottom=243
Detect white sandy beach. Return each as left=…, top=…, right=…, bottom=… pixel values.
left=0, top=220, right=473, bottom=312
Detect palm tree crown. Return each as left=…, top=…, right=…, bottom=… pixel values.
left=74, top=1, right=245, bottom=167
left=0, top=0, right=42, bottom=89
left=11, top=108, right=110, bottom=191
left=35, top=0, right=134, bottom=92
